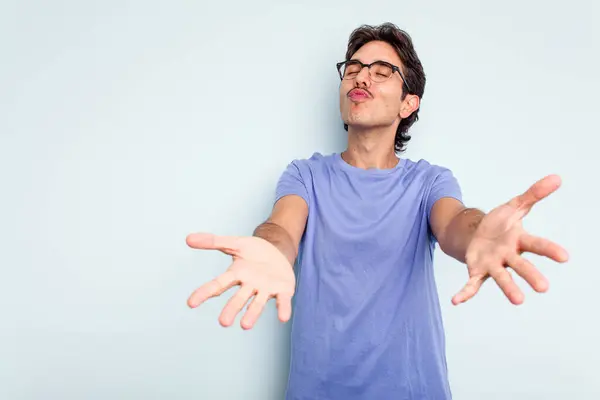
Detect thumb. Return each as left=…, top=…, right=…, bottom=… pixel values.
left=452, top=275, right=486, bottom=305
left=507, top=174, right=562, bottom=218
left=186, top=233, right=241, bottom=256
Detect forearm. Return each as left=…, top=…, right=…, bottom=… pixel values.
left=439, top=207, right=486, bottom=263
left=253, top=222, right=298, bottom=267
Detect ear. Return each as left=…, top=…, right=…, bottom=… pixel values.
left=399, top=94, right=420, bottom=119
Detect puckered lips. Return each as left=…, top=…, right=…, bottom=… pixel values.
left=347, top=88, right=372, bottom=103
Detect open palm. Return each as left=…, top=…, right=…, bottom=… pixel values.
left=186, top=233, right=296, bottom=329
left=453, top=174, right=569, bottom=305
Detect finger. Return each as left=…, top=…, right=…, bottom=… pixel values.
left=507, top=174, right=562, bottom=216
left=219, top=285, right=255, bottom=327
left=275, top=293, right=293, bottom=322
left=451, top=275, right=486, bottom=305
left=507, top=254, right=548, bottom=293
left=186, top=233, right=241, bottom=256
left=187, top=270, right=238, bottom=308
left=519, top=234, right=569, bottom=263
left=240, top=292, right=271, bottom=330
left=489, top=267, right=524, bottom=305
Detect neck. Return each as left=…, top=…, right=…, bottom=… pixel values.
left=342, top=125, right=399, bottom=170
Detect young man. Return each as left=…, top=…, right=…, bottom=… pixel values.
left=185, top=23, right=568, bottom=399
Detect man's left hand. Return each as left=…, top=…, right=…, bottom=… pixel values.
left=452, top=174, right=569, bottom=305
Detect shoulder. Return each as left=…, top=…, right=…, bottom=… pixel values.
left=402, top=158, right=458, bottom=183
left=284, top=152, right=336, bottom=174
left=276, top=152, right=335, bottom=188
left=289, top=152, right=334, bottom=167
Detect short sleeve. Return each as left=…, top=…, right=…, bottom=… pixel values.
left=426, top=167, right=463, bottom=222
left=274, top=160, right=310, bottom=209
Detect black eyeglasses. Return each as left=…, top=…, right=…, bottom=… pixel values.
left=336, top=59, right=411, bottom=92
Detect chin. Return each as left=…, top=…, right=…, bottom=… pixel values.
left=345, top=113, right=371, bottom=128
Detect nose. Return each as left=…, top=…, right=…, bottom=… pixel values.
left=355, top=66, right=371, bottom=87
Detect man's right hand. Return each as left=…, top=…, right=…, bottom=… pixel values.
left=186, top=233, right=296, bottom=330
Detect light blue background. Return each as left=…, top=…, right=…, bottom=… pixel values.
left=1, top=1, right=598, bottom=399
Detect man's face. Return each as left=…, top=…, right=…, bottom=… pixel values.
left=339, top=40, right=414, bottom=131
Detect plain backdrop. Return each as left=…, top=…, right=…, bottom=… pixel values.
left=1, top=1, right=598, bottom=399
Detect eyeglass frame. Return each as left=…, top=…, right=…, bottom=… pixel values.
left=336, top=59, right=411, bottom=92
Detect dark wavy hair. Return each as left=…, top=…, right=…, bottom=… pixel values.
left=342, top=23, right=426, bottom=153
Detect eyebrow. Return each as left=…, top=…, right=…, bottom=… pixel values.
left=351, top=57, right=400, bottom=67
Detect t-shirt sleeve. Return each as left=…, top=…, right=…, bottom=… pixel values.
left=426, top=167, right=463, bottom=223
left=274, top=160, right=310, bottom=209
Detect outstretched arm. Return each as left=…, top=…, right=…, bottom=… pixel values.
left=430, top=200, right=485, bottom=263
left=430, top=175, right=569, bottom=306
left=253, top=194, right=308, bottom=266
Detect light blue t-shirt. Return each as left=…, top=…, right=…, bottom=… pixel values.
left=275, top=152, right=463, bottom=400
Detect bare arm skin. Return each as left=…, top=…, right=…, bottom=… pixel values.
left=253, top=194, right=309, bottom=266
left=429, top=198, right=485, bottom=263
